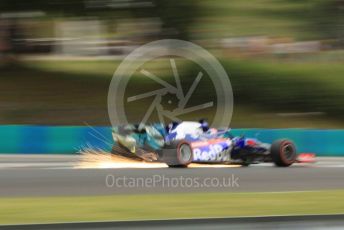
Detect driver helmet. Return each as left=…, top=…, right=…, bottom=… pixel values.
left=199, top=119, right=209, bottom=132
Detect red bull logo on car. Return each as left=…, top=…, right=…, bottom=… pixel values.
left=191, top=138, right=232, bottom=162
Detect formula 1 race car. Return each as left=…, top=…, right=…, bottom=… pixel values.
left=111, top=120, right=315, bottom=167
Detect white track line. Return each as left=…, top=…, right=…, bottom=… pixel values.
left=0, top=162, right=76, bottom=169
left=0, top=157, right=343, bottom=169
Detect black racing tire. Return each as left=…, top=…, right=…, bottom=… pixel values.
left=271, top=139, right=297, bottom=167
left=162, top=140, right=193, bottom=168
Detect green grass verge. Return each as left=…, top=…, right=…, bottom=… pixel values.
left=197, top=0, right=316, bottom=39
left=1, top=190, right=344, bottom=225
left=223, top=58, right=344, bottom=119
left=1, top=58, right=343, bottom=127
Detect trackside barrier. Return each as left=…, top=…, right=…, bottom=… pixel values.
left=0, top=125, right=342, bottom=156
left=0, top=125, right=111, bottom=154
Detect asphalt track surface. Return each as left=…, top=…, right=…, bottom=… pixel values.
left=2, top=215, right=344, bottom=230
left=0, top=155, right=344, bottom=197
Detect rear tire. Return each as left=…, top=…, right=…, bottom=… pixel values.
left=271, top=139, right=297, bottom=167
left=162, top=140, right=193, bottom=167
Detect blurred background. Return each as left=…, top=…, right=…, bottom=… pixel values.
left=0, top=0, right=343, bottom=128
left=1, top=1, right=344, bottom=227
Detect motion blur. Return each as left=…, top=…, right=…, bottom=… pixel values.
left=0, top=1, right=344, bottom=229
left=0, top=0, right=343, bottom=128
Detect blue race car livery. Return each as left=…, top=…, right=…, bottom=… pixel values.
left=111, top=121, right=315, bottom=167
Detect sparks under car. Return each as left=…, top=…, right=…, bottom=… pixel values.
left=111, top=120, right=315, bottom=167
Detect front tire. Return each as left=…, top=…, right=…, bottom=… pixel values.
left=271, top=139, right=297, bottom=167
left=162, top=140, right=193, bottom=167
